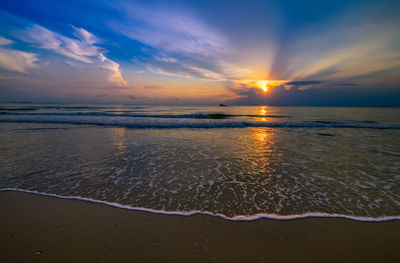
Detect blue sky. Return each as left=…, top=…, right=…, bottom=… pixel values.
left=0, top=0, right=399, bottom=105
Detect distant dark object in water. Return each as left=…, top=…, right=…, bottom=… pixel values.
left=219, top=104, right=228, bottom=107
left=317, top=133, right=334, bottom=137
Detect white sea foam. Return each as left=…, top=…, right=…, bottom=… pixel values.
left=1, top=116, right=399, bottom=129
left=1, top=188, right=399, bottom=222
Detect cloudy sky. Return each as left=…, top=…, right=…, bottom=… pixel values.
left=0, top=0, right=399, bottom=105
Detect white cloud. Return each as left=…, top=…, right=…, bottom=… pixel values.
left=18, top=25, right=128, bottom=87
left=99, top=54, right=128, bottom=87
left=154, top=56, right=177, bottom=63
left=0, top=36, right=13, bottom=46
left=0, top=47, right=38, bottom=73
left=20, top=25, right=99, bottom=63
left=113, top=5, right=228, bottom=56
left=111, top=3, right=250, bottom=81
left=73, top=27, right=99, bottom=45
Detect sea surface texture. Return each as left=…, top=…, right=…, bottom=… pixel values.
left=1, top=104, right=399, bottom=220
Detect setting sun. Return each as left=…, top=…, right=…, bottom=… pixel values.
left=257, top=80, right=269, bottom=92
left=254, top=80, right=287, bottom=93
left=237, top=79, right=287, bottom=94
left=260, top=82, right=268, bottom=92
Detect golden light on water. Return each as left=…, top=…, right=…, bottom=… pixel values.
left=259, top=106, right=267, bottom=121
left=260, top=106, right=267, bottom=115
left=256, top=129, right=269, bottom=141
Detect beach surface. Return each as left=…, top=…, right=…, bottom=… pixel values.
left=1, top=191, right=399, bottom=263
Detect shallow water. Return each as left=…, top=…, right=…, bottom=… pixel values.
left=0, top=104, right=399, bottom=220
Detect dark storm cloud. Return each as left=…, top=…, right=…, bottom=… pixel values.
left=227, top=85, right=400, bottom=107
left=285, top=80, right=321, bottom=86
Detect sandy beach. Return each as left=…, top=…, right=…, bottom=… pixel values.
left=1, top=191, right=399, bottom=262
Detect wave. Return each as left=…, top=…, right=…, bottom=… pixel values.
left=1, top=188, right=399, bottom=222
left=0, top=106, right=108, bottom=111
left=0, top=112, right=288, bottom=119
left=0, top=107, right=38, bottom=111
left=1, top=116, right=399, bottom=129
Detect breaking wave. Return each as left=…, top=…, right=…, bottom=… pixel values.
left=0, top=116, right=399, bottom=129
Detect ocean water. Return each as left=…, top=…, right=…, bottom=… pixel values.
left=0, top=103, right=399, bottom=221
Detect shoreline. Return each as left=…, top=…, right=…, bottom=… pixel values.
left=1, top=188, right=399, bottom=222
left=1, top=191, right=400, bottom=262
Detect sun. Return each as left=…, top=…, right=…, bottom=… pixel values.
left=239, top=79, right=287, bottom=94
left=261, top=85, right=268, bottom=92
left=257, top=80, right=269, bottom=93
left=254, top=80, right=288, bottom=93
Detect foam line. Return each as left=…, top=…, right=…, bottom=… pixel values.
left=1, top=188, right=399, bottom=222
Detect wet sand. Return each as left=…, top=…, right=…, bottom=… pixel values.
left=1, top=191, right=399, bottom=263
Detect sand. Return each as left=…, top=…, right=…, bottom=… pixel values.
left=1, top=191, right=399, bottom=262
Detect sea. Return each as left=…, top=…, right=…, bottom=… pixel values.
left=0, top=103, right=399, bottom=221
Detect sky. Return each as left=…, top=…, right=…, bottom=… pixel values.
left=0, top=0, right=399, bottom=106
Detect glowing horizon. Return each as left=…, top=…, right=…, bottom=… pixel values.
left=0, top=0, right=399, bottom=106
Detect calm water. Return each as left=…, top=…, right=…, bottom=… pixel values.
left=1, top=104, right=399, bottom=220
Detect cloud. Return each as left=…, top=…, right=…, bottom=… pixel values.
left=18, top=25, right=128, bottom=87
left=335, top=82, right=359, bottom=87
left=99, top=54, right=128, bottom=87
left=281, top=80, right=322, bottom=91
left=0, top=36, right=13, bottom=46
left=73, top=27, right=99, bottom=45
left=0, top=36, right=38, bottom=73
left=112, top=4, right=228, bottom=56
left=285, top=80, right=321, bottom=86
left=227, top=84, right=400, bottom=107
left=19, top=25, right=98, bottom=63
left=146, top=62, right=226, bottom=81
left=143, top=85, right=164, bottom=90
left=0, top=48, right=38, bottom=73
left=153, top=56, right=177, bottom=64
left=111, top=3, right=250, bottom=81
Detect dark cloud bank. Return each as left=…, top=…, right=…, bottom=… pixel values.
left=227, top=86, right=400, bottom=107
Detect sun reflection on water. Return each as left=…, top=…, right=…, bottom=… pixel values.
left=255, top=129, right=269, bottom=142
left=259, top=106, right=268, bottom=121
left=110, top=128, right=127, bottom=154
left=260, top=106, right=267, bottom=115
